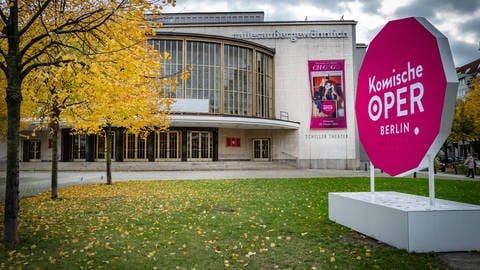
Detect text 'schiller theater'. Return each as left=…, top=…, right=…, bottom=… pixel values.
left=5, top=12, right=368, bottom=170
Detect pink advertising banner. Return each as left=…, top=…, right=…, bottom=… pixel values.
left=309, top=60, right=347, bottom=129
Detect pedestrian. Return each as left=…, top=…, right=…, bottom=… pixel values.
left=464, top=154, right=475, bottom=178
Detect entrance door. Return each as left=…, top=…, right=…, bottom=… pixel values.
left=253, top=139, right=270, bottom=160
left=188, top=131, right=212, bottom=160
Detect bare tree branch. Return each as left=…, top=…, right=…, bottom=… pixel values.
left=63, top=101, right=86, bottom=108
left=19, top=7, right=109, bottom=60
left=19, top=0, right=54, bottom=36
left=20, top=59, right=74, bottom=80
left=0, top=61, right=6, bottom=74
left=0, top=5, right=8, bottom=27
left=21, top=39, right=82, bottom=70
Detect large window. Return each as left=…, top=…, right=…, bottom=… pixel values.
left=150, top=39, right=184, bottom=98
left=186, top=41, right=221, bottom=113
left=155, top=131, right=181, bottom=160
left=224, top=45, right=253, bottom=116
left=255, top=52, right=274, bottom=118
left=123, top=133, right=147, bottom=160
left=150, top=36, right=274, bottom=118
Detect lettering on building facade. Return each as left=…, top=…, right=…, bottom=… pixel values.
left=233, top=30, right=349, bottom=42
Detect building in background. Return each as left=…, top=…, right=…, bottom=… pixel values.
left=448, top=57, right=480, bottom=160
left=456, top=58, right=480, bottom=99
left=3, top=11, right=368, bottom=170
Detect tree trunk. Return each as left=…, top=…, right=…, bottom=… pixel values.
left=50, top=120, right=59, bottom=199
left=106, top=126, right=112, bottom=185
left=476, top=139, right=479, bottom=158
left=443, top=143, right=448, bottom=162
left=4, top=86, right=21, bottom=245
left=4, top=2, right=21, bottom=245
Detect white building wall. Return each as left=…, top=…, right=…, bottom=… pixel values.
left=2, top=20, right=362, bottom=170
left=218, top=129, right=250, bottom=160
left=162, top=22, right=360, bottom=169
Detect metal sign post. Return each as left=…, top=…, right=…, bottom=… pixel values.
left=428, top=155, right=435, bottom=207
left=370, top=161, right=376, bottom=203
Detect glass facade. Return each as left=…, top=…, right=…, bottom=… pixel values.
left=224, top=45, right=253, bottom=116
left=150, top=39, right=184, bottom=98
left=149, top=36, right=274, bottom=118
left=186, top=41, right=221, bottom=113
left=255, top=52, right=274, bottom=118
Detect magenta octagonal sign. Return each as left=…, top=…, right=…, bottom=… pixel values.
left=356, top=17, right=458, bottom=176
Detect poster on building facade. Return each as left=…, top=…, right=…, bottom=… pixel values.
left=308, top=60, right=347, bottom=129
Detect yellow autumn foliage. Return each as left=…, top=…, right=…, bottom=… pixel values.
left=463, top=77, right=480, bottom=137
left=19, top=1, right=181, bottom=136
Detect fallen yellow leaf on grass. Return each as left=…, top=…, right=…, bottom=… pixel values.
left=105, top=242, right=114, bottom=250
left=365, top=249, right=372, bottom=257
left=147, top=251, right=156, bottom=258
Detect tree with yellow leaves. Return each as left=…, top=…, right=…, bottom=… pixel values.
left=0, top=0, right=176, bottom=245
left=449, top=77, right=480, bottom=160
left=68, top=44, right=180, bottom=186
left=22, top=61, right=94, bottom=200
left=22, top=10, right=180, bottom=198
left=463, top=77, right=480, bottom=157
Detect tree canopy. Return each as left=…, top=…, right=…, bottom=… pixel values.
left=463, top=77, right=480, bottom=138
left=1, top=0, right=176, bottom=244
left=450, top=77, right=480, bottom=142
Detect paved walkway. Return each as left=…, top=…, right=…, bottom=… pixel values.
left=0, top=168, right=476, bottom=200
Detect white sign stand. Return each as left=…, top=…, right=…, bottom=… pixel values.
left=370, top=161, right=375, bottom=194
left=329, top=160, right=480, bottom=252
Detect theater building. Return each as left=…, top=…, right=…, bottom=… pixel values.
left=6, top=12, right=367, bottom=170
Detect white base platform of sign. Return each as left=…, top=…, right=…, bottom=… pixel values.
left=328, top=191, right=480, bottom=252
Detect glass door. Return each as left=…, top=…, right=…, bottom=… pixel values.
left=155, top=131, right=181, bottom=160
left=188, top=131, right=212, bottom=160
left=73, top=134, right=87, bottom=161
left=253, top=139, right=270, bottom=160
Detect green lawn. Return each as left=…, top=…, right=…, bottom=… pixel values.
left=1, top=177, right=479, bottom=269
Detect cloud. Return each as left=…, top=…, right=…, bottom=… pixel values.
left=450, top=40, right=479, bottom=66
left=164, top=0, right=480, bottom=66
left=394, top=0, right=480, bottom=18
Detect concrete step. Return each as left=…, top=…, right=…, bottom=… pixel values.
left=14, top=160, right=297, bottom=171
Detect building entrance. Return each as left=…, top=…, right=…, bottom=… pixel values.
left=188, top=131, right=213, bottom=160
left=253, top=138, right=270, bottom=160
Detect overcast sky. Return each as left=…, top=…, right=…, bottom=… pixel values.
left=163, top=0, right=480, bottom=67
